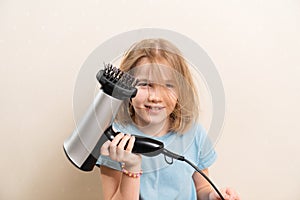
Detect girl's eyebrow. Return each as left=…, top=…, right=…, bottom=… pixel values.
left=165, top=79, right=175, bottom=81
left=137, top=78, right=149, bottom=82
left=164, top=79, right=176, bottom=83
left=137, top=78, right=175, bottom=82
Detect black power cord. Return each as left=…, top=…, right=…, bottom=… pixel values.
left=162, top=148, right=225, bottom=200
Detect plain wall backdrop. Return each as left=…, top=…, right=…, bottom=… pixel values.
left=1, top=0, right=299, bottom=199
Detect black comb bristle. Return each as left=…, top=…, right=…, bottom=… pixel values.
left=96, top=63, right=138, bottom=100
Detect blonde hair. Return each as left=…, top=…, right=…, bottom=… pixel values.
left=115, top=38, right=199, bottom=134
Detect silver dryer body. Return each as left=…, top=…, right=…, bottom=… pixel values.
left=63, top=90, right=122, bottom=171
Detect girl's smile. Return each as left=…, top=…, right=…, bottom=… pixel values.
left=145, top=104, right=165, bottom=114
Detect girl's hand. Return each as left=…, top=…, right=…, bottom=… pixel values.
left=100, top=132, right=142, bottom=171
left=209, top=187, right=240, bottom=200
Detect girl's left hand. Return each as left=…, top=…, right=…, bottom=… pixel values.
left=209, top=187, right=240, bottom=200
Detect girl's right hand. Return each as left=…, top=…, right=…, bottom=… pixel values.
left=100, top=132, right=142, bottom=172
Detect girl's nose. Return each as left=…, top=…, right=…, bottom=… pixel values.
left=148, top=85, right=162, bottom=102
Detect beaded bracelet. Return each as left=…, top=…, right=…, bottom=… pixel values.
left=121, top=163, right=143, bottom=178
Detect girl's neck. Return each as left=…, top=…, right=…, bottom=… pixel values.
left=134, top=117, right=170, bottom=137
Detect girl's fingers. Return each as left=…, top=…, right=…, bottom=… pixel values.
left=109, top=133, right=124, bottom=159
left=117, top=134, right=131, bottom=150
left=110, top=132, right=124, bottom=147
left=100, top=140, right=111, bottom=156
left=125, top=136, right=135, bottom=152
left=227, top=188, right=238, bottom=199
left=224, top=188, right=240, bottom=200
left=101, top=132, right=140, bottom=164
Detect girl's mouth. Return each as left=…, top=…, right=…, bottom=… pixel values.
left=145, top=105, right=165, bottom=112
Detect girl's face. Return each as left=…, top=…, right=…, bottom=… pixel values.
left=130, top=57, right=178, bottom=129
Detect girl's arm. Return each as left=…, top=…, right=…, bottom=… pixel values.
left=100, top=166, right=141, bottom=200
left=99, top=133, right=142, bottom=200
left=192, top=169, right=240, bottom=200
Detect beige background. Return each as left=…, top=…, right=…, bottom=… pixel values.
left=1, top=0, right=300, bottom=199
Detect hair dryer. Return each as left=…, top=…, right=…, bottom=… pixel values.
left=63, top=63, right=139, bottom=171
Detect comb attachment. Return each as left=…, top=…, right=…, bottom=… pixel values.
left=96, top=63, right=138, bottom=100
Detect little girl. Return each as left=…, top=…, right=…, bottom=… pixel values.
left=97, top=38, right=240, bottom=200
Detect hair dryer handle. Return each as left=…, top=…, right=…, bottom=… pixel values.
left=104, top=125, right=164, bottom=157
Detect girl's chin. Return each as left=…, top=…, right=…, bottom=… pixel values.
left=134, top=116, right=169, bottom=127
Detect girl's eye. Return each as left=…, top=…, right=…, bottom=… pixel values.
left=165, top=83, right=174, bottom=88
left=137, top=82, right=148, bottom=87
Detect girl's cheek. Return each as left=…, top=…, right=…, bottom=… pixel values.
left=134, top=89, right=148, bottom=104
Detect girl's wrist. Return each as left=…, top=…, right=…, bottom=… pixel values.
left=121, top=163, right=143, bottom=178
left=122, top=161, right=142, bottom=172
left=123, top=155, right=142, bottom=171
